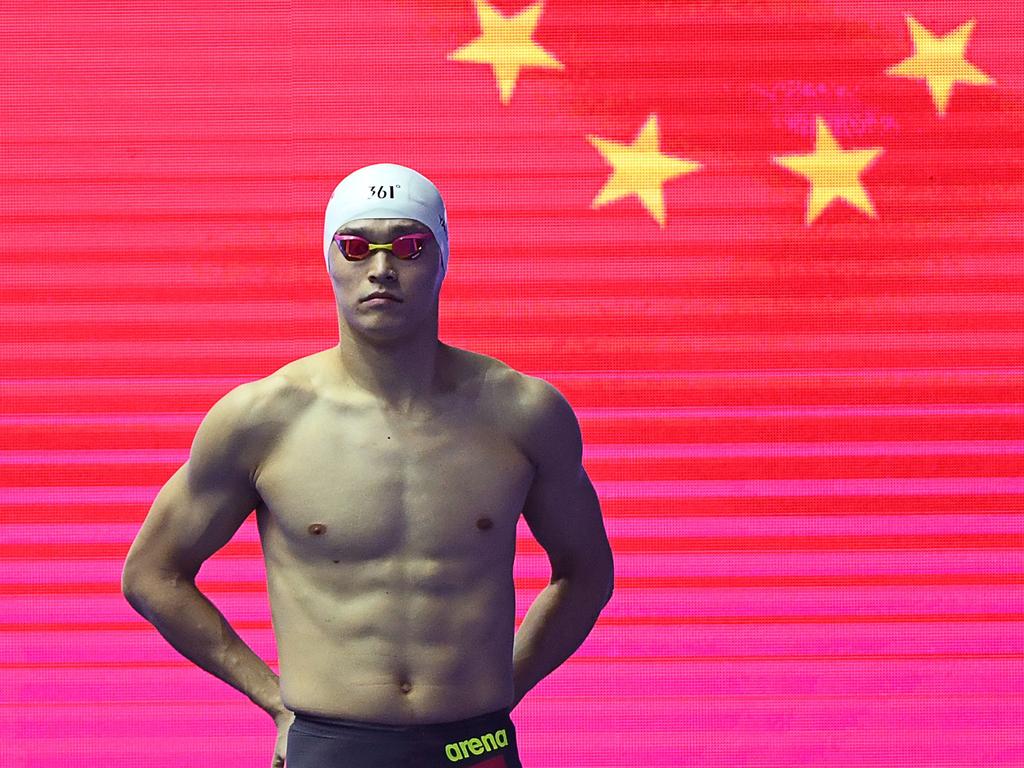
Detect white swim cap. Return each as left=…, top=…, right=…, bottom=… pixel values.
left=323, top=163, right=449, bottom=279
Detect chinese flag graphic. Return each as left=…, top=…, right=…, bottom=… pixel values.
left=2, top=1, right=1023, bottom=766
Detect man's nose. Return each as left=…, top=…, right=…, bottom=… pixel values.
left=367, top=248, right=397, bottom=277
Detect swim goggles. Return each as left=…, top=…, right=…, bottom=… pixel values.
left=332, top=231, right=434, bottom=261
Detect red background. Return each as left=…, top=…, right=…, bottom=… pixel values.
left=3, top=1, right=1023, bottom=765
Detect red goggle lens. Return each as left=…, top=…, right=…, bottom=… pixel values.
left=333, top=233, right=432, bottom=260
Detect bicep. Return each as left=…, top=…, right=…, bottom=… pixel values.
left=518, top=377, right=614, bottom=585
left=521, top=460, right=612, bottom=583
left=123, top=384, right=262, bottom=585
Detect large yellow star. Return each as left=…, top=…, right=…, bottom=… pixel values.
left=586, top=113, right=702, bottom=228
left=447, top=0, right=563, bottom=105
left=773, top=116, right=884, bottom=226
left=885, top=16, right=995, bottom=117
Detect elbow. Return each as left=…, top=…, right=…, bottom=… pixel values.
left=121, top=564, right=152, bottom=608
left=120, top=559, right=188, bottom=600
left=121, top=556, right=156, bottom=595
left=121, top=571, right=148, bottom=616
left=120, top=560, right=141, bottom=598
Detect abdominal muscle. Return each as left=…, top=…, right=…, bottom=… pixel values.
left=266, top=549, right=518, bottom=724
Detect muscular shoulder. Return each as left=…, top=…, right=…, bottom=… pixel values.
left=482, top=362, right=581, bottom=471
left=209, top=363, right=315, bottom=477
left=237, top=360, right=315, bottom=422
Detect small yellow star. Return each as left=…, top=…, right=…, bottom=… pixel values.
left=447, top=0, right=563, bottom=105
left=773, top=116, right=884, bottom=226
left=586, top=113, right=702, bottom=228
left=885, top=16, right=995, bottom=116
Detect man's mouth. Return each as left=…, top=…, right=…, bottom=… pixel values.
left=362, top=293, right=402, bottom=302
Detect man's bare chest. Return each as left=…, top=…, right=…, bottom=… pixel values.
left=253, top=396, right=536, bottom=565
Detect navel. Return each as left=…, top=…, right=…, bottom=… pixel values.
left=400, top=680, right=413, bottom=694
left=476, top=516, right=493, bottom=531
left=308, top=522, right=327, bottom=536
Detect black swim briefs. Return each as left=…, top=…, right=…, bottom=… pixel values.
left=285, top=706, right=523, bottom=768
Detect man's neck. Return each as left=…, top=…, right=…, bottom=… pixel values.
left=332, top=333, right=444, bottom=413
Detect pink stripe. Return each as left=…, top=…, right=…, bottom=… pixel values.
left=0, top=449, right=186, bottom=465
left=6, top=291, right=1024, bottom=311
left=3, top=511, right=1023, bottom=544
left=3, top=332, right=1024, bottom=354
left=583, top=440, right=1024, bottom=459
left=4, top=550, right=1024, bottom=586
left=573, top=404, right=1024, bottom=418
left=0, top=404, right=1022, bottom=424
left=5, top=587, right=1020, bottom=625
left=0, top=413, right=203, bottom=427
left=1, top=440, right=1021, bottom=465
left=8, top=622, right=1024, bottom=664
left=2, top=476, right=1023, bottom=505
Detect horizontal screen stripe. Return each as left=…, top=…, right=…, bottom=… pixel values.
left=5, top=653, right=1024, bottom=671
left=7, top=548, right=1024, bottom=581
left=4, top=536, right=1024, bottom=567
left=5, top=511, right=1023, bottom=543
left=3, top=477, right=1024, bottom=506
left=6, top=613, right=1024, bottom=634
left=8, top=577, right=1024, bottom=602
left=2, top=439, right=1022, bottom=464
left=2, top=404, right=1023, bottom=420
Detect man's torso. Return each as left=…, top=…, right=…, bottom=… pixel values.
left=245, top=344, right=536, bottom=724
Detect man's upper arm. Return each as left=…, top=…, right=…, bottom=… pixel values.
left=122, top=382, right=263, bottom=587
left=517, top=375, right=614, bottom=596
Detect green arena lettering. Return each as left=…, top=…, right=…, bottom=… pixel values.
left=444, top=727, right=508, bottom=762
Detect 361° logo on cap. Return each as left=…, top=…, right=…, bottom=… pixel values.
left=369, top=184, right=400, bottom=199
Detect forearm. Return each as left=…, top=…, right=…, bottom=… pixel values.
left=511, top=575, right=611, bottom=705
left=123, top=574, right=287, bottom=719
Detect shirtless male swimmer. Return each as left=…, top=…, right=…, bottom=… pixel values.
left=121, top=163, right=615, bottom=767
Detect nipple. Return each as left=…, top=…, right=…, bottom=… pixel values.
left=476, top=517, right=493, bottom=530
left=308, top=522, right=327, bottom=536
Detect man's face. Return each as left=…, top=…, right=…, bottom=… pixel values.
left=327, top=217, right=442, bottom=338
